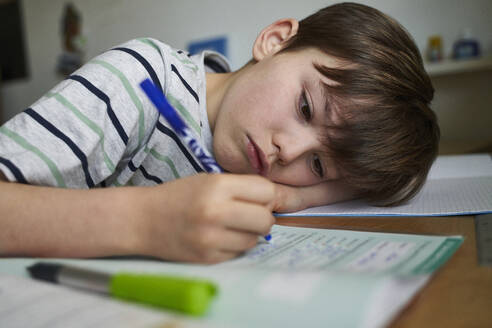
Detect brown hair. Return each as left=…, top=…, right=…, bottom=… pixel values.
left=281, top=2, right=440, bottom=206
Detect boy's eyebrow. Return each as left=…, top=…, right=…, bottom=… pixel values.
left=313, top=60, right=346, bottom=123
left=318, top=79, right=339, bottom=123
left=320, top=81, right=330, bottom=114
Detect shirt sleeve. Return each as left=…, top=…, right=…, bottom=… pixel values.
left=0, top=38, right=166, bottom=188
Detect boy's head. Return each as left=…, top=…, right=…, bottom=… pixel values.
left=208, top=2, right=439, bottom=206
left=278, top=2, right=439, bottom=205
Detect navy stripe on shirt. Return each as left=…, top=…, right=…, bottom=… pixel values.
left=0, top=156, right=28, bottom=184
left=177, top=50, right=191, bottom=58
left=155, top=119, right=204, bottom=173
left=68, top=75, right=129, bottom=145
left=171, top=64, right=199, bottom=103
left=139, top=165, right=163, bottom=184
left=128, top=160, right=162, bottom=184
left=128, top=160, right=138, bottom=172
left=24, top=108, right=95, bottom=188
left=204, top=57, right=227, bottom=73
left=112, top=47, right=163, bottom=92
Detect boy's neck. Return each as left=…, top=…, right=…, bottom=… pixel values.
left=205, top=71, right=236, bottom=132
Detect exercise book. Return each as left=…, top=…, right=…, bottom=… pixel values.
left=278, top=154, right=492, bottom=217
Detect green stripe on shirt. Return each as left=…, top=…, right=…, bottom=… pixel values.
left=46, top=92, right=116, bottom=174
left=91, top=59, right=146, bottom=146
left=166, top=93, right=201, bottom=135
left=140, top=38, right=198, bottom=74
left=171, top=52, right=198, bottom=73
left=137, top=38, right=161, bottom=54
left=145, top=147, right=180, bottom=179
left=0, top=126, right=66, bottom=187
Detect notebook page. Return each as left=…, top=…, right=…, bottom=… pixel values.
left=0, top=226, right=462, bottom=328
left=280, top=154, right=492, bottom=217
left=0, top=275, right=220, bottom=328
left=217, top=225, right=462, bottom=274
left=427, top=154, right=492, bottom=179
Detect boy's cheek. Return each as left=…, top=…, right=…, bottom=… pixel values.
left=268, top=167, right=320, bottom=187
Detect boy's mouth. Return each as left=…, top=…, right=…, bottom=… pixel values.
left=246, top=135, right=268, bottom=176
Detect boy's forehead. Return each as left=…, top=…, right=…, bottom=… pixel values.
left=297, top=47, right=349, bottom=70
left=292, top=48, right=350, bottom=88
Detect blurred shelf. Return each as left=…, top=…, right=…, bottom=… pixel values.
left=425, top=56, right=492, bottom=77
left=439, top=139, right=492, bottom=155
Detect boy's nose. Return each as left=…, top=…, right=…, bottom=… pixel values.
left=273, top=129, right=320, bottom=165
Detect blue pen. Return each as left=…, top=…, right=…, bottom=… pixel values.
left=140, top=78, right=271, bottom=242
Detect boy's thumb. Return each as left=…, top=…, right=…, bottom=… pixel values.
left=270, top=183, right=304, bottom=213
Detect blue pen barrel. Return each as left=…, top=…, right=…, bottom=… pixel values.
left=140, top=78, right=223, bottom=173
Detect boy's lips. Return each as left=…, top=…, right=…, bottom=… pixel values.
left=246, top=135, right=269, bottom=176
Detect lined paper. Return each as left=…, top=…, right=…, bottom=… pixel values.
left=0, top=225, right=462, bottom=328
left=0, top=275, right=217, bottom=328
left=279, top=154, right=492, bottom=217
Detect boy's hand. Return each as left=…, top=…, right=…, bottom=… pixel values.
left=136, top=173, right=276, bottom=263
left=272, top=180, right=358, bottom=213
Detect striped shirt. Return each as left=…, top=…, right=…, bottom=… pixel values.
left=0, top=38, right=230, bottom=188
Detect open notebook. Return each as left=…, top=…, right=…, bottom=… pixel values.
left=278, top=154, right=492, bottom=217
left=0, top=225, right=462, bottom=328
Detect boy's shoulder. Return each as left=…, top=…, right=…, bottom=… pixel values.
left=110, top=37, right=230, bottom=95
left=114, top=38, right=230, bottom=74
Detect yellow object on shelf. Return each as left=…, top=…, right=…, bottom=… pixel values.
left=426, top=35, right=443, bottom=62
left=424, top=55, right=492, bottom=77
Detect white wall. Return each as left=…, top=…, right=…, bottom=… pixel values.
left=2, top=0, right=491, bottom=143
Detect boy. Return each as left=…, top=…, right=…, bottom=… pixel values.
left=0, top=3, right=438, bottom=263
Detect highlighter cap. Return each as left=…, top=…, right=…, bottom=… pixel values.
left=109, top=273, right=217, bottom=316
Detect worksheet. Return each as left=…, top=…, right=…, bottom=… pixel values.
left=220, top=225, right=462, bottom=275
left=0, top=275, right=219, bottom=328
left=0, top=225, right=462, bottom=328
left=203, top=225, right=461, bottom=328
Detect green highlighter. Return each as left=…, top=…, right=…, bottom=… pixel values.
left=27, top=262, right=217, bottom=316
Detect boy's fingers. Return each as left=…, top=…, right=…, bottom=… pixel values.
left=271, top=180, right=360, bottom=213
left=220, top=201, right=275, bottom=235
left=190, top=229, right=258, bottom=263
left=216, top=229, right=261, bottom=252
left=199, top=250, right=241, bottom=264
left=270, top=183, right=302, bottom=213
left=217, top=174, right=276, bottom=205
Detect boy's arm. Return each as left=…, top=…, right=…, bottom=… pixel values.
left=0, top=173, right=276, bottom=263
left=0, top=171, right=142, bottom=258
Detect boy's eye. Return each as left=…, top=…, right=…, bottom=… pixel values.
left=299, top=91, right=312, bottom=121
left=312, top=154, right=324, bottom=178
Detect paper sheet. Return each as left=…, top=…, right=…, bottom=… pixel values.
left=0, top=225, right=463, bottom=328
left=279, top=154, right=492, bottom=217
left=427, top=154, right=492, bottom=179
left=217, top=225, right=462, bottom=275
left=0, top=275, right=218, bottom=328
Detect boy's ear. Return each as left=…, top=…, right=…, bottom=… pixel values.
left=252, top=18, right=299, bottom=61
